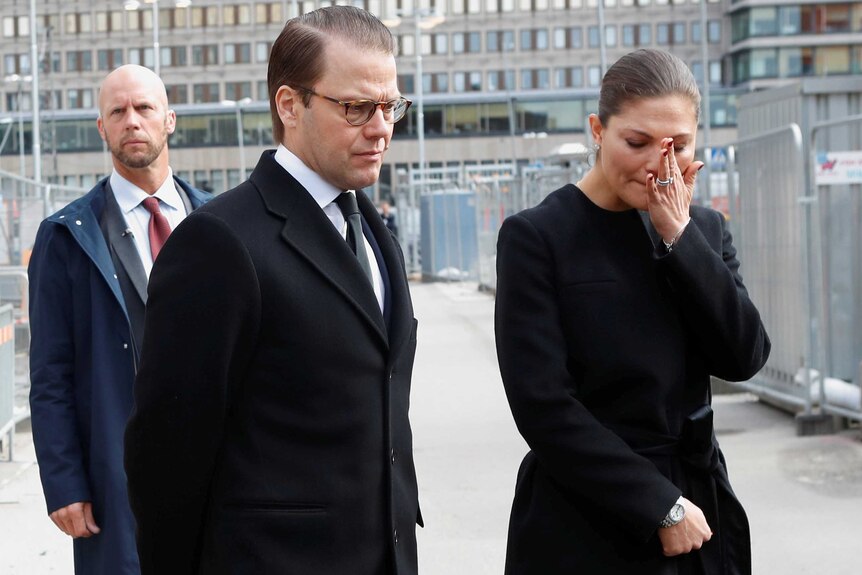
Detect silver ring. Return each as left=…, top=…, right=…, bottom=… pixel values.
left=656, top=176, right=673, bottom=187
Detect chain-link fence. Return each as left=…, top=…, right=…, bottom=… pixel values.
left=393, top=161, right=586, bottom=290
left=0, top=169, right=88, bottom=372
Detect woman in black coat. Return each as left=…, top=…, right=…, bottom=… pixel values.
left=495, top=49, right=770, bottom=575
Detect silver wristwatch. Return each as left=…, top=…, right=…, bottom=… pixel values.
left=659, top=496, right=685, bottom=528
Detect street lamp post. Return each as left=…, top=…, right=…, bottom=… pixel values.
left=3, top=74, right=33, bottom=177
left=384, top=9, right=444, bottom=275
left=221, top=97, right=252, bottom=178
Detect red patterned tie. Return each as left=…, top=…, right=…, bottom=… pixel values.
left=141, top=197, right=172, bottom=260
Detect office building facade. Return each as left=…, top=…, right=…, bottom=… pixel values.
left=1, top=0, right=860, bottom=195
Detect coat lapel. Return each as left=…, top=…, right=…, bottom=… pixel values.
left=101, top=183, right=149, bottom=305
left=357, top=190, right=413, bottom=358
left=250, top=153, right=388, bottom=347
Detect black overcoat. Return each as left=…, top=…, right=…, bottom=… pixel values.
left=124, top=151, right=421, bottom=575
left=28, top=178, right=208, bottom=575
left=495, top=184, right=770, bottom=575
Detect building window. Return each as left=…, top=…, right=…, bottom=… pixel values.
left=3, top=15, right=30, bottom=38
left=68, top=88, right=94, bottom=109
left=555, top=66, right=583, bottom=88
left=554, top=26, right=582, bottom=49
left=520, top=29, right=549, bottom=51
left=97, top=49, right=123, bottom=71
left=520, top=68, right=549, bottom=90
left=256, top=42, right=271, bottom=63
left=588, top=65, right=602, bottom=87
left=255, top=3, right=284, bottom=24
left=95, top=11, right=123, bottom=33
left=692, top=21, right=702, bottom=44
left=126, top=10, right=142, bottom=31
left=588, top=25, right=600, bottom=48
left=422, top=72, right=449, bottom=94
left=605, top=25, right=617, bottom=48
left=487, top=70, right=515, bottom=92
left=708, top=20, right=721, bottom=43
left=128, top=48, right=155, bottom=69
left=397, top=74, right=414, bottom=94
left=161, top=46, right=188, bottom=68
left=656, top=23, right=669, bottom=45
left=453, top=32, right=481, bottom=54
left=166, top=84, right=188, bottom=104
left=193, top=83, right=220, bottom=103
left=225, top=81, right=253, bottom=100
left=453, top=71, right=482, bottom=92
left=192, top=45, right=219, bottom=66
left=672, top=22, right=685, bottom=44
left=159, top=8, right=189, bottom=30
left=709, top=61, right=722, bottom=85
left=191, top=6, right=219, bottom=27
left=519, top=0, right=550, bottom=11
left=42, top=51, right=61, bottom=74
left=816, top=45, right=851, bottom=74
left=5, top=53, right=31, bottom=75
left=223, top=4, right=252, bottom=26
left=224, top=43, right=252, bottom=64
left=487, top=30, right=515, bottom=52
left=65, top=13, right=92, bottom=35
left=432, top=33, right=448, bottom=55
left=66, top=50, right=93, bottom=73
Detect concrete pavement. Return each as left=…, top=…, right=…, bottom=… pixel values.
left=1, top=281, right=860, bottom=574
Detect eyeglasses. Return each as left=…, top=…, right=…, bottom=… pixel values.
left=295, top=86, right=412, bottom=126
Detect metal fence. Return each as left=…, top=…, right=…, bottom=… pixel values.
left=0, top=168, right=88, bottom=267
left=393, top=161, right=585, bottom=290
left=807, top=113, right=862, bottom=421
left=0, top=303, right=16, bottom=461
left=706, top=118, right=862, bottom=423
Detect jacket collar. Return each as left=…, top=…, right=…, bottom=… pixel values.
left=249, top=151, right=412, bottom=352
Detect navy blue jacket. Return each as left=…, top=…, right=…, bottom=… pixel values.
left=28, top=177, right=209, bottom=575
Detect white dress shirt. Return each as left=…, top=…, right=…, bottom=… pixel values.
left=273, top=145, right=385, bottom=312
left=110, top=169, right=187, bottom=278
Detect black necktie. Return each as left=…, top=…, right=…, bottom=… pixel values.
left=334, top=192, right=374, bottom=286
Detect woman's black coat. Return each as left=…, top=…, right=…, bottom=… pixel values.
left=495, top=185, right=770, bottom=574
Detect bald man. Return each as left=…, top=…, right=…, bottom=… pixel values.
left=28, top=65, right=210, bottom=574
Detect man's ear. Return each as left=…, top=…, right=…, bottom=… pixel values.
left=96, top=116, right=107, bottom=142
left=276, top=85, right=301, bottom=129
left=165, top=109, right=177, bottom=135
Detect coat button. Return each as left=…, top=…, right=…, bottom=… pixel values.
left=391, top=449, right=396, bottom=465
left=113, top=274, right=118, bottom=279
left=393, top=529, right=398, bottom=545
left=123, top=343, right=128, bottom=349
left=75, top=220, right=82, bottom=226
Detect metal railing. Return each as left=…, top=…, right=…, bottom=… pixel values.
left=0, top=168, right=88, bottom=267
left=393, top=161, right=585, bottom=289
left=807, top=113, right=862, bottom=422
left=709, top=118, right=862, bottom=423
left=0, top=303, right=16, bottom=461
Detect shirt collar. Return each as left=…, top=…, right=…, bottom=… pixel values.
left=110, top=168, right=181, bottom=214
left=274, top=144, right=346, bottom=209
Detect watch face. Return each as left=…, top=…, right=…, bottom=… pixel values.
left=670, top=503, right=685, bottom=523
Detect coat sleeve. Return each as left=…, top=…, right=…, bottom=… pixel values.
left=28, top=221, right=92, bottom=513
left=660, top=210, right=771, bottom=381
left=124, top=211, right=261, bottom=574
left=495, top=213, right=680, bottom=545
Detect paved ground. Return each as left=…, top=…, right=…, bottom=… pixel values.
left=1, top=281, right=860, bottom=574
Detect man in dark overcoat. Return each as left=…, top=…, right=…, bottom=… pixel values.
left=124, top=7, right=422, bottom=575
left=28, top=65, right=209, bottom=574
